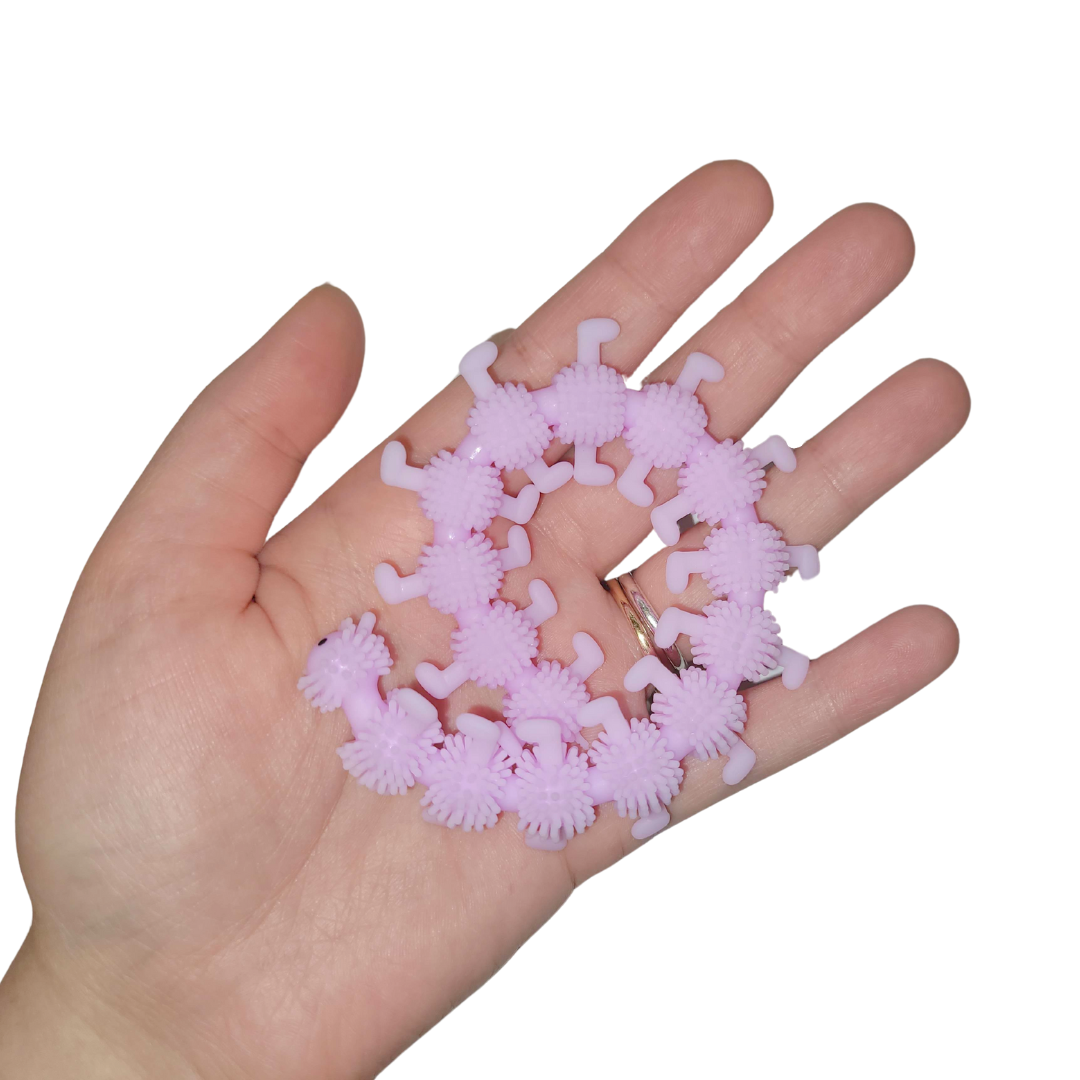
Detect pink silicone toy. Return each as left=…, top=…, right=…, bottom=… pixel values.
left=297, top=317, right=821, bottom=849
left=531, top=318, right=626, bottom=485
left=298, top=612, right=444, bottom=792
left=380, top=443, right=540, bottom=544
left=375, top=525, right=532, bottom=615
left=624, top=658, right=754, bottom=784
left=501, top=632, right=604, bottom=745
left=580, top=697, right=683, bottom=839
left=500, top=719, right=596, bottom=850
left=457, top=341, right=572, bottom=494
left=420, top=714, right=514, bottom=831
left=413, top=579, right=557, bottom=696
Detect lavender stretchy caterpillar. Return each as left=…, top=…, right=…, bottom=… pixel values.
left=298, top=319, right=818, bottom=850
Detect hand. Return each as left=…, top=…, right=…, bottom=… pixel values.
left=0, top=162, right=967, bottom=1079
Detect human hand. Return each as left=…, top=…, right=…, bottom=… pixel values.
left=0, top=162, right=967, bottom=1079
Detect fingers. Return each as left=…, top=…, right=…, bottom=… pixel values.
left=759, top=358, right=970, bottom=547
left=684, top=605, right=960, bottom=806
left=567, top=604, right=959, bottom=881
left=356, top=161, right=773, bottom=466
left=104, top=285, right=365, bottom=602
left=630, top=357, right=970, bottom=616
left=280, top=163, right=774, bottom=617
left=545, top=203, right=917, bottom=577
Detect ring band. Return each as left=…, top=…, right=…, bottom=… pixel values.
left=603, top=572, right=693, bottom=674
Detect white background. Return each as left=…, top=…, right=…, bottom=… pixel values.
left=1, top=2, right=1076, bottom=1077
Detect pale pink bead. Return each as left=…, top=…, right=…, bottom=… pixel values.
left=624, top=382, right=709, bottom=468
left=466, top=382, right=553, bottom=471
left=337, top=694, right=443, bottom=795
left=514, top=742, right=595, bottom=843
left=418, top=450, right=504, bottom=533
left=649, top=667, right=747, bottom=759
left=421, top=733, right=514, bottom=831
left=703, top=521, right=790, bottom=596
left=451, top=600, right=539, bottom=688
left=503, top=661, right=589, bottom=738
left=677, top=438, right=766, bottom=524
left=417, top=533, right=504, bottom=615
left=547, top=361, right=626, bottom=447
left=588, top=717, right=683, bottom=820
left=692, top=600, right=782, bottom=682
left=297, top=617, right=392, bottom=712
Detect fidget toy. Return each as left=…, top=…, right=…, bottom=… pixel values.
left=299, top=319, right=819, bottom=849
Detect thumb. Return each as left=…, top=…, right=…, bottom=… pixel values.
left=101, top=284, right=364, bottom=605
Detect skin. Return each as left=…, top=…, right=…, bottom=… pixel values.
left=0, top=162, right=968, bottom=1079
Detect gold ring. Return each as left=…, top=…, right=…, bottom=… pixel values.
left=603, top=571, right=693, bottom=674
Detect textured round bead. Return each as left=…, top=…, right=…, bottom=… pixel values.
left=649, top=667, right=747, bottom=759
left=466, top=383, right=552, bottom=471
left=451, top=600, right=539, bottom=688
left=677, top=439, right=766, bottom=524
left=588, top=718, right=682, bottom=820
left=624, top=382, right=709, bottom=468
left=417, top=534, right=504, bottom=615
left=691, top=600, right=782, bottom=683
left=703, top=521, right=790, bottom=596
left=419, top=450, right=504, bottom=533
left=503, top=661, right=589, bottom=737
left=337, top=695, right=442, bottom=795
left=514, top=743, right=595, bottom=843
left=421, top=733, right=514, bottom=831
left=548, top=361, right=626, bottom=446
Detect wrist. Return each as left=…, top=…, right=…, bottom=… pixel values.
left=0, top=933, right=198, bottom=1080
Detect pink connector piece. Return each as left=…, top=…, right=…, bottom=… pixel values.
left=500, top=719, right=596, bottom=850
left=414, top=579, right=558, bottom=697
left=502, top=631, right=605, bottom=745
left=580, top=697, right=683, bottom=840
left=532, top=318, right=626, bottom=486
left=625, top=657, right=753, bottom=784
left=650, top=435, right=799, bottom=547
left=297, top=613, right=444, bottom=794
left=457, top=341, right=573, bottom=494
left=380, top=441, right=541, bottom=545
left=665, top=520, right=820, bottom=599
left=617, top=352, right=726, bottom=507
left=654, top=600, right=809, bottom=690
left=374, top=525, right=532, bottom=615
left=421, top=714, right=515, bottom=831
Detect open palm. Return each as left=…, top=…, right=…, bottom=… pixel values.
left=6, top=163, right=967, bottom=1079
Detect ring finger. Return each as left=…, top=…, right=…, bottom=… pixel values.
left=560, top=355, right=970, bottom=703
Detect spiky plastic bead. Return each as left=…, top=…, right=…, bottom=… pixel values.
left=466, top=382, right=553, bottom=471
left=702, top=521, right=790, bottom=596
left=503, top=661, right=589, bottom=737
left=649, top=667, right=747, bottom=759
left=514, top=742, right=596, bottom=843
left=451, top=600, right=539, bottom=688
left=624, top=382, right=709, bottom=468
left=297, top=617, right=393, bottom=712
left=418, top=450, right=504, bottom=533
left=692, top=600, right=782, bottom=683
left=677, top=438, right=766, bottom=524
left=337, top=695, right=443, bottom=795
left=417, top=534, right=504, bottom=615
left=421, top=733, right=514, bottom=831
left=547, top=361, right=626, bottom=447
left=588, top=717, right=683, bottom=820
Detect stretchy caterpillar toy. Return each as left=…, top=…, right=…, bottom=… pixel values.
left=298, top=319, right=819, bottom=849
